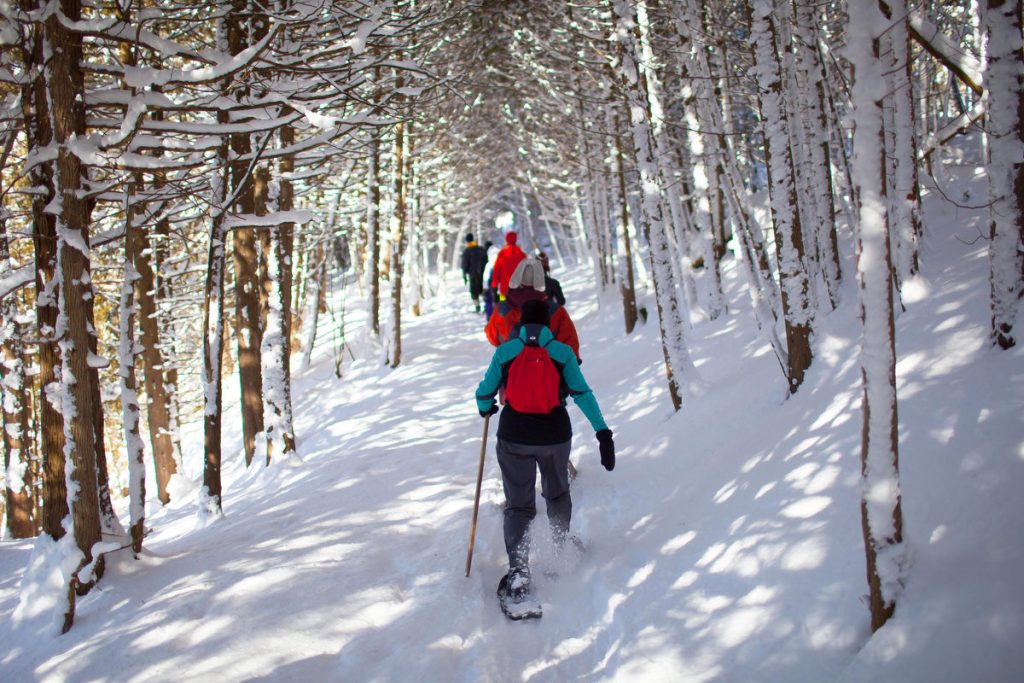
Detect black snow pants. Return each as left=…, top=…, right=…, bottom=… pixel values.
left=495, top=437, right=572, bottom=573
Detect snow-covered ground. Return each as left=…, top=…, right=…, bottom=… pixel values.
left=1, top=173, right=1022, bottom=681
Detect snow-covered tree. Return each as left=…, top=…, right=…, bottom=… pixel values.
left=611, top=0, right=698, bottom=411
left=983, top=0, right=1024, bottom=349
left=751, top=0, right=814, bottom=395
left=849, top=0, right=908, bottom=633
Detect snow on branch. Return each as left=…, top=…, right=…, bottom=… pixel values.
left=121, top=23, right=282, bottom=90
left=908, top=7, right=984, bottom=95
left=223, top=210, right=315, bottom=232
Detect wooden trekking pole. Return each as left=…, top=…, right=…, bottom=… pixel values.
left=465, top=414, right=491, bottom=577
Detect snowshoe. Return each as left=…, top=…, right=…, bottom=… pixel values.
left=497, top=571, right=542, bottom=621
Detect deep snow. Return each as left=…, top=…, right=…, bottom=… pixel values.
left=1, top=171, right=1022, bottom=682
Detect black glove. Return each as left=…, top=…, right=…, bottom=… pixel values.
left=596, top=429, right=615, bottom=471
left=480, top=403, right=498, bottom=418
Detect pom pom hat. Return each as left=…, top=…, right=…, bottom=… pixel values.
left=508, top=257, right=546, bottom=292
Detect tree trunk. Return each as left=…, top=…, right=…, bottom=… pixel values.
left=133, top=205, right=177, bottom=502
left=47, top=0, right=104, bottom=605
left=794, top=0, right=843, bottom=307
left=985, top=0, right=1024, bottom=349
left=752, top=0, right=814, bottom=395
left=1, top=210, right=37, bottom=539
left=20, top=0, right=68, bottom=543
left=202, top=129, right=229, bottom=519
left=882, top=0, right=923, bottom=283
left=151, top=155, right=185, bottom=471
left=121, top=177, right=147, bottom=555
left=390, top=111, right=408, bottom=369
left=849, top=0, right=907, bottom=632
left=228, top=2, right=264, bottom=466
left=256, top=166, right=297, bottom=463
left=612, top=0, right=697, bottom=411
left=613, top=126, right=640, bottom=335
left=367, top=126, right=383, bottom=337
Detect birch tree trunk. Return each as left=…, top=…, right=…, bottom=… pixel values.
left=849, top=0, right=907, bottom=632
left=984, top=0, right=1024, bottom=349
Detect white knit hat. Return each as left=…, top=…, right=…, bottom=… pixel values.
left=508, top=257, right=546, bottom=292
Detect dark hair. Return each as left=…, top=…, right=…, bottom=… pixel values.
left=465, top=232, right=474, bottom=243
left=520, top=299, right=550, bottom=327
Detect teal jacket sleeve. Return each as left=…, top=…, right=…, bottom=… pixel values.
left=550, top=342, right=607, bottom=432
left=476, top=342, right=518, bottom=413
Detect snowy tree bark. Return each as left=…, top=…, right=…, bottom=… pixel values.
left=257, top=166, right=297, bottom=463
left=227, top=3, right=265, bottom=467
left=278, top=123, right=297, bottom=392
left=670, top=0, right=786, bottom=372
left=752, top=0, right=815, bottom=395
left=389, top=106, right=409, bottom=368
left=793, top=0, right=843, bottom=307
left=983, top=0, right=1024, bottom=349
left=150, top=163, right=185, bottom=472
left=1, top=204, right=37, bottom=539
left=881, top=0, right=923, bottom=283
left=202, top=130, right=229, bottom=519
left=849, top=0, right=907, bottom=633
left=19, top=0, right=69, bottom=542
left=613, top=126, right=640, bottom=334
left=133, top=201, right=177, bottom=503
left=120, top=178, right=147, bottom=554
left=612, top=0, right=698, bottom=411
left=642, top=0, right=723, bottom=321
left=46, top=0, right=106, bottom=603
left=367, top=125, right=383, bottom=338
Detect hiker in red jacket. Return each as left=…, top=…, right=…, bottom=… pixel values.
left=490, top=231, right=526, bottom=300
left=485, top=257, right=581, bottom=362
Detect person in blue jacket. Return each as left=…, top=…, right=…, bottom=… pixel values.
left=475, top=299, right=615, bottom=603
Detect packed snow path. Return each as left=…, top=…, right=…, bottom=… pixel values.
left=2, top=208, right=1023, bottom=681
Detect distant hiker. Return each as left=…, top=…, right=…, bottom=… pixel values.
left=482, top=240, right=497, bottom=318
left=485, top=257, right=581, bottom=361
left=537, top=251, right=565, bottom=307
left=490, top=231, right=526, bottom=301
left=476, top=298, right=615, bottom=604
left=461, top=233, right=488, bottom=313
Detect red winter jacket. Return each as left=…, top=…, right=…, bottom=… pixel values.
left=490, top=244, right=526, bottom=297
left=485, top=298, right=581, bottom=362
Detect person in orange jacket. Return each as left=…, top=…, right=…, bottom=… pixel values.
left=490, top=231, right=526, bottom=299
left=485, top=257, right=581, bottom=363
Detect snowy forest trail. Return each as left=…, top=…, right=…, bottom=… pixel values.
left=2, top=191, right=1024, bottom=682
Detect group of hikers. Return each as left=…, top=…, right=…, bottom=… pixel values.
left=463, top=229, right=616, bottom=610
